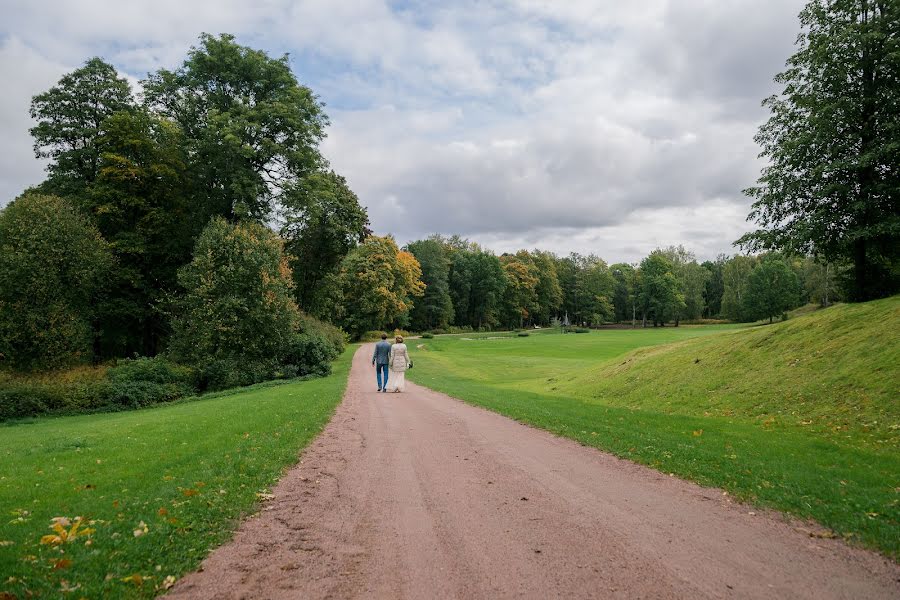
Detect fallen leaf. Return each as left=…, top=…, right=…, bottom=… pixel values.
left=53, top=558, right=73, bottom=570
left=157, top=508, right=168, bottom=517
left=162, top=575, right=177, bottom=590
left=182, top=489, right=199, bottom=497
left=122, top=574, right=144, bottom=586
left=692, top=430, right=703, bottom=437
left=133, top=521, right=149, bottom=537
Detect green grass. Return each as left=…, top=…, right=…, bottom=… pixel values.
left=409, top=298, right=900, bottom=558
left=0, top=349, right=353, bottom=598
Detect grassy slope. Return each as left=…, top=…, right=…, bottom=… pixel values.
left=408, top=300, right=899, bottom=557
left=0, top=349, right=353, bottom=599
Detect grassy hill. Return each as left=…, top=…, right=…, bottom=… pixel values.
left=409, top=297, right=900, bottom=557
left=559, top=297, right=899, bottom=450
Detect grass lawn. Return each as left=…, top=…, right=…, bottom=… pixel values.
left=408, top=299, right=900, bottom=558
left=0, top=349, right=353, bottom=598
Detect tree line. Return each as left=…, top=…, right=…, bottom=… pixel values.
left=1, top=0, right=898, bottom=385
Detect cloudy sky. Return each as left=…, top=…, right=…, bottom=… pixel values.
left=0, top=0, right=806, bottom=263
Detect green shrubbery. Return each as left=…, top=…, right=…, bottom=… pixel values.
left=517, top=332, right=530, bottom=337
left=422, top=332, right=435, bottom=339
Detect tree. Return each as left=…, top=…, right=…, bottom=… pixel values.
left=447, top=242, right=506, bottom=330
left=530, top=250, right=563, bottom=325
left=739, top=0, right=900, bottom=301
left=744, top=258, right=800, bottom=323
left=800, top=256, right=843, bottom=306
left=143, top=33, right=328, bottom=221
left=407, top=238, right=454, bottom=331
left=0, top=195, right=113, bottom=370
left=721, top=255, right=757, bottom=321
left=335, top=236, right=425, bottom=339
left=86, top=108, right=195, bottom=357
left=681, top=262, right=711, bottom=321
left=701, top=256, right=727, bottom=317
left=281, top=170, right=370, bottom=317
left=500, top=254, right=539, bottom=329
left=30, top=58, right=134, bottom=196
left=168, top=218, right=300, bottom=370
left=610, top=263, right=637, bottom=324
left=578, top=259, right=616, bottom=326
left=638, top=252, right=684, bottom=327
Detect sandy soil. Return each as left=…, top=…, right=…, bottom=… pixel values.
left=168, top=345, right=900, bottom=599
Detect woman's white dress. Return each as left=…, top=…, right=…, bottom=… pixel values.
left=386, top=343, right=410, bottom=392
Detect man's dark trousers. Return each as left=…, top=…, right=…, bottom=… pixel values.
left=372, top=340, right=392, bottom=391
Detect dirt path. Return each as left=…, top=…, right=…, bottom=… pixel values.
left=169, top=345, right=899, bottom=599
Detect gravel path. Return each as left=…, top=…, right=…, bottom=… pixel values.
left=168, top=345, right=900, bottom=599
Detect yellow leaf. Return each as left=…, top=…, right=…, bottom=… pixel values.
left=692, top=429, right=703, bottom=437
left=53, top=558, right=73, bottom=570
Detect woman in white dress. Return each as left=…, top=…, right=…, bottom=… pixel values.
left=386, top=335, right=411, bottom=392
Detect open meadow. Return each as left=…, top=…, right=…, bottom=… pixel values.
left=0, top=350, right=352, bottom=598
left=409, top=298, right=900, bottom=557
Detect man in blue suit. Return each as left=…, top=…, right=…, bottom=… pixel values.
left=372, top=333, right=392, bottom=392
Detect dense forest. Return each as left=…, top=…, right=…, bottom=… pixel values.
left=1, top=0, right=898, bottom=419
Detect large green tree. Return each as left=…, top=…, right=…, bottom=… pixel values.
left=87, top=109, right=196, bottom=357
left=500, top=254, right=539, bottom=329
left=407, top=238, right=454, bottom=331
left=447, top=242, right=506, bottom=330
left=143, top=33, right=328, bottom=221
left=740, top=0, right=900, bottom=301
left=721, top=255, right=757, bottom=321
left=30, top=58, right=134, bottom=196
left=281, top=170, right=370, bottom=318
left=168, top=217, right=301, bottom=371
left=744, top=257, right=801, bottom=323
left=701, top=255, right=727, bottom=318
left=638, top=252, right=684, bottom=327
left=0, top=195, right=113, bottom=371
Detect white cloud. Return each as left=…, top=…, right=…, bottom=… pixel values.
left=0, top=0, right=808, bottom=261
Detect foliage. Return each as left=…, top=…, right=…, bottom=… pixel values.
left=637, top=252, right=685, bottom=326
left=447, top=242, right=506, bottom=330
left=168, top=218, right=300, bottom=383
left=701, top=255, right=727, bottom=317
left=408, top=298, right=900, bottom=556
left=0, top=350, right=351, bottom=599
left=422, top=332, right=435, bottom=339
left=143, top=33, right=328, bottom=221
left=29, top=57, right=134, bottom=196
left=721, top=255, right=757, bottom=321
left=281, top=170, right=370, bottom=317
left=517, top=331, right=530, bottom=337
left=739, top=0, right=900, bottom=301
left=610, top=263, right=637, bottom=323
left=335, top=236, right=425, bottom=339
left=407, top=238, right=454, bottom=331
left=500, top=254, right=539, bottom=329
left=744, top=257, right=800, bottom=323
left=86, top=108, right=196, bottom=357
left=0, top=195, right=113, bottom=371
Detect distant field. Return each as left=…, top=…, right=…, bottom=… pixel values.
left=408, top=298, right=900, bottom=557
left=0, top=350, right=353, bottom=599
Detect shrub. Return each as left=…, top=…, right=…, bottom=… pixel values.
left=517, top=332, right=530, bottom=337
left=422, top=332, right=435, bottom=339
left=197, top=359, right=276, bottom=392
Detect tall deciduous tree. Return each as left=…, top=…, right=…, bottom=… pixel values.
left=87, top=108, right=195, bottom=357
left=281, top=170, right=370, bottom=317
left=448, top=242, right=506, bottom=330
left=740, top=0, right=900, bottom=301
left=0, top=195, right=113, bottom=370
left=744, top=257, right=801, bottom=323
left=638, top=252, right=684, bottom=327
left=335, top=236, right=425, bottom=339
left=701, top=255, right=727, bottom=318
left=30, top=58, right=134, bottom=195
left=721, top=255, right=757, bottom=321
left=530, top=250, right=564, bottom=326
left=500, top=254, right=539, bottom=329
left=407, top=238, right=454, bottom=331
left=143, top=33, right=328, bottom=221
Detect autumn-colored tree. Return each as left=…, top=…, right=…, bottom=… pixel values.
left=335, top=236, right=425, bottom=339
left=0, top=195, right=113, bottom=370
left=500, top=254, right=539, bottom=329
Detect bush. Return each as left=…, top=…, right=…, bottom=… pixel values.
left=565, top=326, right=591, bottom=333
left=283, top=333, right=336, bottom=378
left=517, top=332, right=530, bottom=337
left=197, top=359, right=276, bottom=392
left=422, top=332, right=435, bottom=339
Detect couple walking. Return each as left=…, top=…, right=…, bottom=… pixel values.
left=372, top=333, right=411, bottom=392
